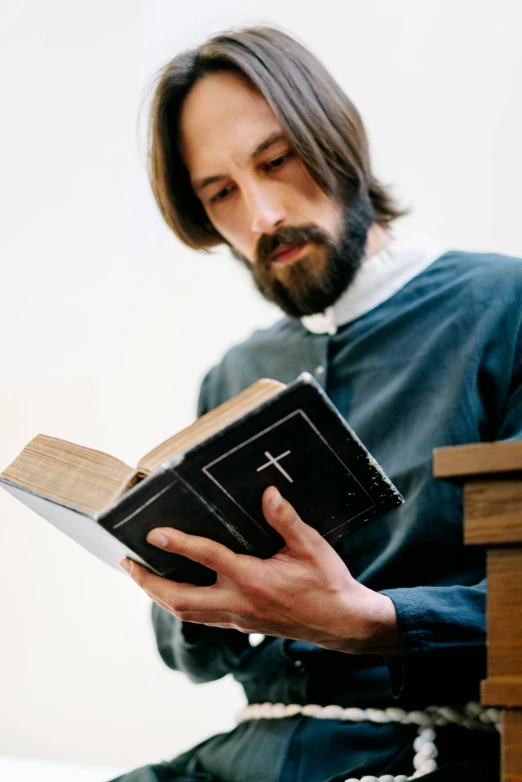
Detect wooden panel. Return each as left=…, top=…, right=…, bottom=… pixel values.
left=464, top=481, right=522, bottom=545
left=433, top=440, right=522, bottom=478
left=488, top=550, right=522, bottom=677
left=502, top=709, right=522, bottom=782
left=482, top=677, right=522, bottom=707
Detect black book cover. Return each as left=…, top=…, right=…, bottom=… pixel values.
left=99, top=373, right=404, bottom=584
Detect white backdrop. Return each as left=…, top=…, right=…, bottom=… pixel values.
left=0, top=0, right=521, bottom=772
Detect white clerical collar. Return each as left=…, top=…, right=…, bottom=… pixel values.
left=301, top=228, right=447, bottom=335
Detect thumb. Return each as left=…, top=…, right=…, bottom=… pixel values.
left=262, top=486, right=320, bottom=553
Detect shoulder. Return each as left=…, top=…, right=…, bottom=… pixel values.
left=197, top=317, right=308, bottom=413
left=431, top=249, right=522, bottom=291
left=421, top=249, right=522, bottom=358
left=414, top=249, right=522, bottom=321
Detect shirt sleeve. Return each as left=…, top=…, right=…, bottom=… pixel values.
left=150, top=365, right=251, bottom=684
left=379, top=580, right=487, bottom=707
left=151, top=602, right=251, bottom=683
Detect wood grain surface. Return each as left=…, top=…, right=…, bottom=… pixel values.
left=464, top=481, right=522, bottom=545
left=482, top=677, right=522, bottom=708
left=434, top=445, right=522, bottom=781
left=487, top=549, right=522, bottom=678
left=502, top=709, right=522, bottom=782
left=433, top=440, right=522, bottom=478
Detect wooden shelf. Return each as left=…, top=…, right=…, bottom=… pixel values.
left=434, top=440, right=522, bottom=781
left=433, top=440, right=522, bottom=479
left=482, top=677, right=522, bottom=708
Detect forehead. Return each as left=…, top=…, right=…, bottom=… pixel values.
left=179, top=71, right=283, bottom=178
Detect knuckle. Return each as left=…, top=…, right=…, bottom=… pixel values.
left=168, top=600, right=188, bottom=614
left=279, top=497, right=299, bottom=519
left=198, top=545, right=220, bottom=571
left=279, top=507, right=301, bottom=531
left=166, top=594, right=193, bottom=616
left=236, top=570, right=267, bottom=600
left=236, top=602, right=257, bottom=620
left=132, top=568, right=146, bottom=589
left=246, top=580, right=269, bottom=601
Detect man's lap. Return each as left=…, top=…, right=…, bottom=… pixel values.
left=107, top=717, right=500, bottom=782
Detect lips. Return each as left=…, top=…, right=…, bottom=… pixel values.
left=270, top=243, right=306, bottom=264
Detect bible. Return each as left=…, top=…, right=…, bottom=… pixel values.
left=0, top=373, right=404, bottom=584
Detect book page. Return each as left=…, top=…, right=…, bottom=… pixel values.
left=1, top=482, right=149, bottom=569
left=138, top=378, right=285, bottom=475
left=1, top=434, right=134, bottom=514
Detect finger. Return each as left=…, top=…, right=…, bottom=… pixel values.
left=261, top=486, right=321, bottom=552
left=145, top=527, right=244, bottom=580
left=120, top=559, right=236, bottom=613
left=175, top=611, right=248, bottom=628
left=175, top=612, right=280, bottom=636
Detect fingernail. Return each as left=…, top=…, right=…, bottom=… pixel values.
left=120, top=559, right=133, bottom=575
left=267, top=486, right=282, bottom=508
left=147, top=530, right=169, bottom=548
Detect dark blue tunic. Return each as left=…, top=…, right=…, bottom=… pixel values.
left=114, top=251, right=520, bottom=781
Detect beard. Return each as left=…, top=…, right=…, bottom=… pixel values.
left=230, top=193, right=375, bottom=319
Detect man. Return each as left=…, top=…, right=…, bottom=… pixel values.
left=113, top=25, right=519, bottom=781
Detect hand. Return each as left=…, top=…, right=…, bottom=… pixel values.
left=121, top=486, right=402, bottom=655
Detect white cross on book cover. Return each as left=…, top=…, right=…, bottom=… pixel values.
left=0, top=373, right=404, bottom=585
left=203, top=409, right=380, bottom=541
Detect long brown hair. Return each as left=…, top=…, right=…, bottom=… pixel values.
left=149, top=26, right=407, bottom=250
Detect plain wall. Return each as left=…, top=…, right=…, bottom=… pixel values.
left=0, top=0, right=521, bottom=770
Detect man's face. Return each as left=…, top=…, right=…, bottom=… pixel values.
left=179, top=71, right=372, bottom=317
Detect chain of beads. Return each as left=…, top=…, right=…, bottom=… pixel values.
left=236, top=701, right=501, bottom=781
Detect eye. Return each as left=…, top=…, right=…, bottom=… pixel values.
left=264, top=151, right=293, bottom=171
left=209, top=184, right=235, bottom=204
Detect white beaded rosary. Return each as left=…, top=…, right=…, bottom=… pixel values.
left=236, top=701, right=501, bottom=780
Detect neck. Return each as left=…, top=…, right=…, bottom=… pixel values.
left=363, top=223, right=393, bottom=261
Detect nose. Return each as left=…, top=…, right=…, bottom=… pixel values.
left=246, top=183, right=287, bottom=235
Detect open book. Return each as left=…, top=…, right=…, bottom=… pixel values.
left=0, top=373, right=403, bottom=584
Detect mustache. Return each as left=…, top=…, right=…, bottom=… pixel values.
left=255, top=224, right=333, bottom=265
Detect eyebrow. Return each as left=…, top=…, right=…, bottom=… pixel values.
left=192, top=132, right=287, bottom=194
